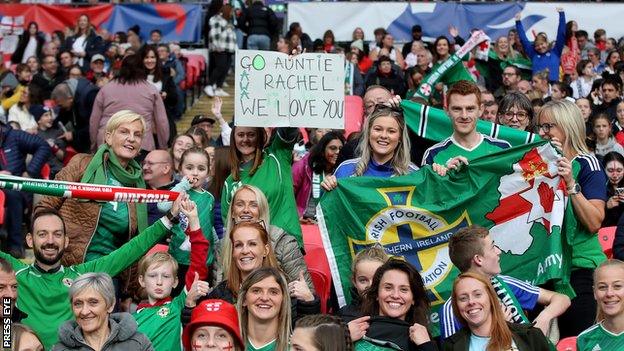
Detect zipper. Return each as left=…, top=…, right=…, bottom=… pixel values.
left=82, top=205, right=102, bottom=263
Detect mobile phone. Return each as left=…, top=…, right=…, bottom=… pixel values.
left=616, top=187, right=624, bottom=195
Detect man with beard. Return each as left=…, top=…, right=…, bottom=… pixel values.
left=0, top=196, right=185, bottom=350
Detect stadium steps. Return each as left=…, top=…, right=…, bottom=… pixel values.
left=176, top=74, right=235, bottom=136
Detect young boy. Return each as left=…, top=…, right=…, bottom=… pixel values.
left=32, top=104, right=64, bottom=178
left=440, top=225, right=571, bottom=339
left=133, top=199, right=211, bottom=351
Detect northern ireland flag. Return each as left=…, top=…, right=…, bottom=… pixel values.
left=318, top=141, right=571, bottom=337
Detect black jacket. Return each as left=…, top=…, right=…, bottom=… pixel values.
left=63, top=32, right=105, bottom=72
left=337, top=287, right=363, bottom=323
left=11, top=32, right=45, bottom=64
left=613, top=212, right=624, bottom=260
left=442, top=323, right=550, bottom=351
left=239, top=1, right=278, bottom=37
left=55, top=78, right=99, bottom=153
left=358, top=316, right=437, bottom=351
left=31, top=71, right=64, bottom=100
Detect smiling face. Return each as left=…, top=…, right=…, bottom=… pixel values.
left=537, top=110, right=566, bottom=145
left=455, top=277, right=492, bottom=331
left=447, top=93, right=482, bottom=138
left=71, top=287, right=113, bottom=335
left=172, top=135, right=194, bottom=162
left=377, top=269, right=413, bottom=320
left=436, top=38, right=450, bottom=58
left=105, top=120, right=144, bottom=166
left=496, top=37, right=509, bottom=54
left=324, top=138, right=343, bottom=167
left=143, top=49, right=157, bottom=72
left=606, top=160, right=624, bottom=185
left=139, top=261, right=177, bottom=304
left=353, top=260, right=383, bottom=296
left=77, top=15, right=89, bottom=32
left=27, top=214, right=68, bottom=268
left=232, top=227, right=268, bottom=276
left=244, top=276, right=283, bottom=322
left=232, top=188, right=260, bottom=222
left=369, top=115, right=401, bottom=164
left=191, top=326, right=236, bottom=351
left=37, top=111, right=54, bottom=130
left=234, top=127, right=259, bottom=162
left=594, top=265, right=624, bottom=319
left=180, top=152, right=209, bottom=189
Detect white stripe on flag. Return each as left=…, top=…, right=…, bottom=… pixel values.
left=316, top=204, right=347, bottom=307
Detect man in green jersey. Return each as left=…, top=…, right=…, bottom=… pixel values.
left=422, top=80, right=511, bottom=175
left=1, top=195, right=185, bottom=350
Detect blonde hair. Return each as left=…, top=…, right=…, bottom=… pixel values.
left=355, top=107, right=411, bottom=176
left=351, top=245, right=389, bottom=280
left=452, top=272, right=514, bottom=351
left=537, top=100, right=590, bottom=157
left=221, top=185, right=271, bottom=274
left=594, top=259, right=624, bottom=322
left=138, top=251, right=179, bottom=277
left=105, top=110, right=146, bottom=135
left=238, top=267, right=291, bottom=351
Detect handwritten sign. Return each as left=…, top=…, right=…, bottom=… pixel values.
left=235, top=50, right=345, bottom=128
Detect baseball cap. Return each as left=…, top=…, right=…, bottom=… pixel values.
left=182, top=299, right=243, bottom=350
left=91, top=54, right=105, bottom=63
left=191, top=114, right=216, bottom=126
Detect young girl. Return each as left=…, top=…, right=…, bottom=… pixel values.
left=169, top=134, right=195, bottom=173
left=577, top=260, right=624, bottom=350
left=338, top=245, right=389, bottom=323
left=11, top=323, right=44, bottom=351
left=603, top=152, right=624, bottom=227
left=291, top=315, right=353, bottom=351
left=593, top=113, right=624, bottom=157
left=238, top=267, right=292, bottom=351
left=168, top=147, right=215, bottom=290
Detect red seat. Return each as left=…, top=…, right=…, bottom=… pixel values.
left=0, top=190, right=5, bottom=225
left=598, top=226, right=616, bottom=258
left=63, top=146, right=77, bottom=167
left=556, top=336, right=576, bottom=351
left=40, top=163, right=50, bottom=180
left=309, top=268, right=330, bottom=314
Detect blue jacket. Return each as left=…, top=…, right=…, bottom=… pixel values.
left=516, top=11, right=566, bottom=81
left=0, top=124, right=51, bottom=177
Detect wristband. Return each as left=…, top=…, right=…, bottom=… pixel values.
left=166, top=211, right=180, bottom=224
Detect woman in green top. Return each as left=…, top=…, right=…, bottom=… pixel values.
left=221, top=126, right=302, bottom=247
left=237, top=267, right=291, bottom=351
left=536, top=100, right=608, bottom=337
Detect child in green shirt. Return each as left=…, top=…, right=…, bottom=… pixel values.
left=133, top=199, right=211, bottom=351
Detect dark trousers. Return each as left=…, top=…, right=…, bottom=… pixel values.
left=3, top=190, right=31, bottom=251
left=208, top=51, right=232, bottom=88
left=558, top=268, right=596, bottom=338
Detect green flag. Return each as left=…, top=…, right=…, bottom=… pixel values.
left=401, top=100, right=541, bottom=147
left=318, top=141, right=571, bottom=336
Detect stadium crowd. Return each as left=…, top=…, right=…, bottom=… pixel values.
left=2, top=1, right=624, bottom=351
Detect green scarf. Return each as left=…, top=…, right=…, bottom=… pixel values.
left=81, top=144, right=148, bottom=232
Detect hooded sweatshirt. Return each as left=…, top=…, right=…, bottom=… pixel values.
left=52, top=312, right=154, bottom=351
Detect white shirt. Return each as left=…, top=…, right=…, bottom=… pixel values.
left=72, top=35, right=87, bottom=66
left=22, top=36, right=38, bottom=63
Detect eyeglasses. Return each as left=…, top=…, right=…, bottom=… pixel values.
left=502, top=72, right=517, bottom=77
left=535, top=122, right=557, bottom=133
left=501, top=111, right=529, bottom=121
left=232, top=219, right=267, bottom=231
left=142, top=161, right=168, bottom=167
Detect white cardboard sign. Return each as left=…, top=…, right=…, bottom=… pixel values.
left=235, top=50, right=345, bottom=128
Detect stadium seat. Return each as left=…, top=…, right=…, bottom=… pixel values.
left=598, top=226, right=616, bottom=258
left=0, top=190, right=5, bottom=225
left=556, top=336, right=576, bottom=351
left=63, top=146, right=77, bottom=166
left=309, top=268, right=330, bottom=314
left=40, top=163, right=51, bottom=180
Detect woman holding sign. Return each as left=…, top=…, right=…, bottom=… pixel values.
left=221, top=126, right=302, bottom=249
left=536, top=99, right=608, bottom=337
left=321, top=105, right=417, bottom=191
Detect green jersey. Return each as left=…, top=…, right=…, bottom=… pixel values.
left=169, top=189, right=215, bottom=265
left=133, top=292, right=186, bottom=351
left=577, top=322, right=624, bottom=351
left=222, top=129, right=302, bottom=246
left=5, top=219, right=170, bottom=350
left=422, top=134, right=511, bottom=166
left=247, top=339, right=276, bottom=351
left=86, top=174, right=130, bottom=261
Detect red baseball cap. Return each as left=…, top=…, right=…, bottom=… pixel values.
left=182, top=299, right=243, bottom=350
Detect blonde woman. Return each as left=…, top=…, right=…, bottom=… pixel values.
left=321, top=106, right=417, bottom=191
left=535, top=100, right=607, bottom=337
